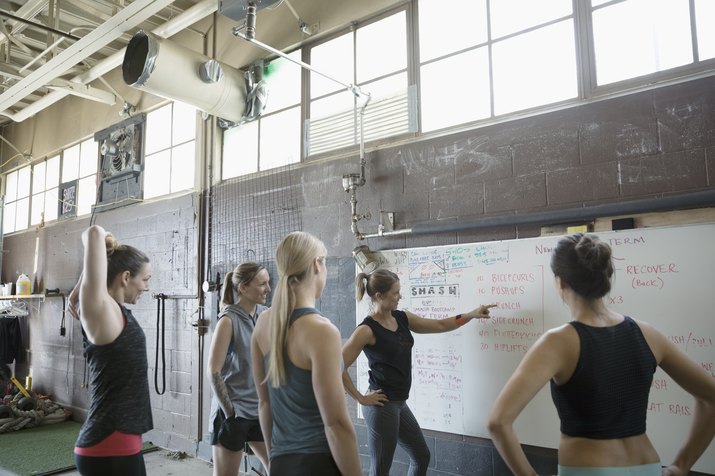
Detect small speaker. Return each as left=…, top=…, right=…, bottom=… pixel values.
left=612, top=217, right=635, bottom=230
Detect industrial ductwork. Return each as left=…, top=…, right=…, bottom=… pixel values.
left=122, top=30, right=248, bottom=122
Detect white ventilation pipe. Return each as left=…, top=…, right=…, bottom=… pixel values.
left=122, top=31, right=246, bottom=122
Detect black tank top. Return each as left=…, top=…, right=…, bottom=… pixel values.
left=76, top=304, right=153, bottom=447
left=360, top=310, right=414, bottom=401
left=550, top=316, right=656, bottom=439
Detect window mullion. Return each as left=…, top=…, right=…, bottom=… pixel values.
left=689, top=0, right=699, bottom=62
left=574, top=0, right=596, bottom=99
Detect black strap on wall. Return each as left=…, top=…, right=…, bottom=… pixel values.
left=154, top=293, right=166, bottom=395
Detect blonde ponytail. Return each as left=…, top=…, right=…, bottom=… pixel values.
left=266, top=232, right=325, bottom=387
left=266, top=274, right=294, bottom=387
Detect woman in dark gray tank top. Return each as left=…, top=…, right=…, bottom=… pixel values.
left=68, top=225, right=153, bottom=476
left=251, top=231, right=362, bottom=476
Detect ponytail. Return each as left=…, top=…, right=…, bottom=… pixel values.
left=220, top=271, right=235, bottom=309
left=266, top=232, right=324, bottom=387
left=266, top=274, right=295, bottom=387
left=355, top=269, right=399, bottom=302
left=355, top=272, right=369, bottom=301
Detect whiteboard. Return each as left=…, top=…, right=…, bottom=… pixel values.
left=356, top=223, right=715, bottom=473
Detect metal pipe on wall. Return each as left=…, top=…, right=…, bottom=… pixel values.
left=122, top=30, right=247, bottom=122
left=361, top=189, right=715, bottom=239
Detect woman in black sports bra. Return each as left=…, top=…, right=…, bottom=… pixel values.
left=488, top=233, right=715, bottom=476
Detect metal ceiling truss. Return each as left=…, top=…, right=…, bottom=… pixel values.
left=0, top=0, right=213, bottom=126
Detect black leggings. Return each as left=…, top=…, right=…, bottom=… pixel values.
left=74, top=452, right=147, bottom=476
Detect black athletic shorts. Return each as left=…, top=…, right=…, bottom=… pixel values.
left=210, top=409, right=263, bottom=452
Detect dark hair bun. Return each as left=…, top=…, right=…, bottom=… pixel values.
left=574, top=234, right=612, bottom=273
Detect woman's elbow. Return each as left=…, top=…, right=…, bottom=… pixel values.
left=322, top=406, right=353, bottom=430
left=487, top=411, right=511, bottom=438
left=324, top=416, right=355, bottom=438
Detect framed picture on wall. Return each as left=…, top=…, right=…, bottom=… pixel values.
left=58, top=181, right=77, bottom=219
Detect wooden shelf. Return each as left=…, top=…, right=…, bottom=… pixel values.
left=0, top=294, right=45, bottom=301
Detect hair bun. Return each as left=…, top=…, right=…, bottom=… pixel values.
left=574, top=234, right=611, bottom=272
left=105, top=234, right=120, bottom=257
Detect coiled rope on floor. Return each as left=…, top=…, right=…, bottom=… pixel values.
left=0, top=395, right=69, bottom=433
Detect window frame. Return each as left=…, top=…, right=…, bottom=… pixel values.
left=143, top=101, right=198, bottom=200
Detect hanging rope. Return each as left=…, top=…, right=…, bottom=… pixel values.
left=154, top=293, right=166, bottom=395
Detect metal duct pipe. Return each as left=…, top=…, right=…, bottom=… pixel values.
left=122, top=30, right=246, bottom=122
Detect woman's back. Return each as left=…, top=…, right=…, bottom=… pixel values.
left=489, top=233, right=715, bottom=475
left=551, top=316, right=656, bottom=439
left=549, top=315, right=661, bottom=466
left=264, top=308, right=331, bottom=456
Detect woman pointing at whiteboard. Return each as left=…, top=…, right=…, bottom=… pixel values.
left=341, top=268, right=495, bottom=476
left=488, top=233, right=715, bottom=476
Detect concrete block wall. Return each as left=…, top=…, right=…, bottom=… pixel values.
left=1, top=192, right=203, bottom=454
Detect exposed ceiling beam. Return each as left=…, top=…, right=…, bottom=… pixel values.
left=0, top=0, right=217, bottom=122
left=2, top=0, right=48, bottom=39
left=46, top=77, right=115, bottom=104
left=0, top=16, right=33, bottom=55
left=0, top=0, right=175, bottom=113
left=0, top=9, right=81, bottom=40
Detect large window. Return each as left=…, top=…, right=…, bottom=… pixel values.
left=419, top=0, right=576, bottom=131
left=31, top=155, right=60, bottom=226
left=592, top=0, right=693, bottom=85
left=144, top=102, right=197, bottom=199
left=61, top=138, right=98, bottom=217
left=3, top=165, right=31, bottom=234
left=222, top=50, right=302, bottom=180
left=217, top=0, right=713, bottom=178
left=3, top=138, right=98, bottom=234
left=307, top=11, right=412, bottom=155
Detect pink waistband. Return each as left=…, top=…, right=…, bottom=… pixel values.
left=74, top=431, right=142, bottom=457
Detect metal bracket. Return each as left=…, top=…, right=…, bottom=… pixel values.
left=380, top=211, right=395, bottom=231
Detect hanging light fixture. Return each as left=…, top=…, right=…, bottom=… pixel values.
left=352, top=245, right=379, bottom=273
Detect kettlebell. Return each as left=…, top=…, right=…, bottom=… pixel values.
left=17, top=396, right=36, bottom=411
left=0, top=404, right=12, bottom=419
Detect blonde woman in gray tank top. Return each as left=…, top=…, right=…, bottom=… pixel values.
left=251, top=232, right=362, bottom=476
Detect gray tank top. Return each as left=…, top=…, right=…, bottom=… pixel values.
left=266, top=307, right=331, bottom=458
left=209, top=303, right=266, bottom=422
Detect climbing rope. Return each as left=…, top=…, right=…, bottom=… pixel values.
left=0, top=395, right=70, bottom=433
